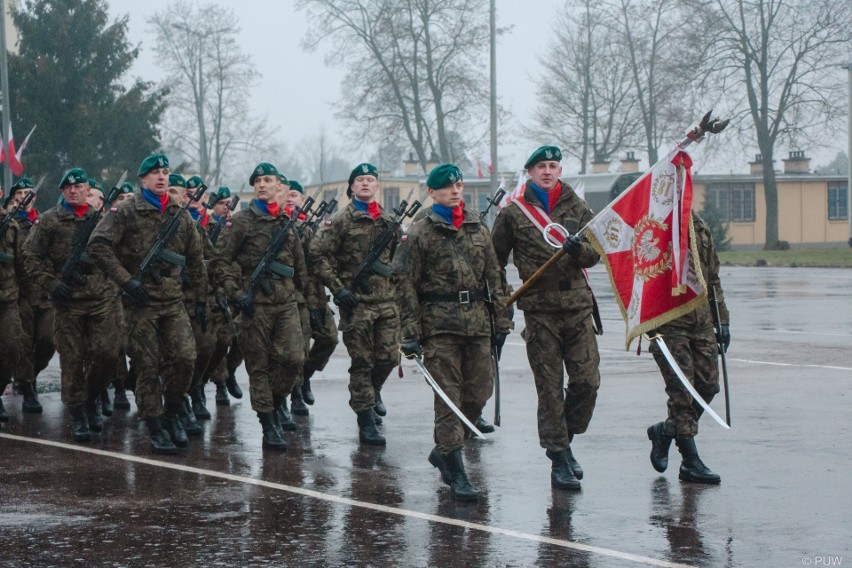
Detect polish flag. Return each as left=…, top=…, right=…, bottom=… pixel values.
left=479, top=145, right=493, bottom=175
left=1, top=124, right=33, bottom=176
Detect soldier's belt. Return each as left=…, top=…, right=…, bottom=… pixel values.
left=421, top=289, right=486, bottom=304
left=156, top=248, right=186, bottom=267
left=371, top=260, right=394, bottom=278
left=268, top=261, right=295, bottom=279
left=0, top=250, right=13, bottom=264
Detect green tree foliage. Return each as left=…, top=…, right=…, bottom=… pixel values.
left=699, top=199, right=732, bottom=252
left=8, top=0, right=166, bottom=207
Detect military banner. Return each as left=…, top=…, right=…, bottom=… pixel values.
left=585, top=148, right=706, bottom=349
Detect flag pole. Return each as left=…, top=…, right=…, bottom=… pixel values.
left=0, top=0, right=13, bottom=190
left=507, top=111, right=729, bottom=307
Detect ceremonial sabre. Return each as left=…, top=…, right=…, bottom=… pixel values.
left=403, top=352, right=486, bottom=440
left=651, top=334, right=730, bottom=430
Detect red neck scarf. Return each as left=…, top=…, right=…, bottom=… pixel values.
left=71, top=203, right=89, bottom=218
left=548, top=181, right=563, bottom=213
left=367, top=200, right=381, bottom=220
left=266, top=200, right=280, bottom=218
left=26, top=209, right=38, bottom=222
left=284, top=206, right=307, bottom=221
left=452, top=200, right=465, bottom=229
left=198, top=209, right=209, bottom=228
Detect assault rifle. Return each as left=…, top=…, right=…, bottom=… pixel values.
left=134, top=183, right=207, bottom=284
left=350, top=191, right=421, bottom=294
left=298, top=199, right=327, bottom=238
left=0, top=176, right=45, bottom=241
left=59, top=171, right=127, bottom=287
left=208, top=195, right=240, bottom=246
left=709, top=285, right=731, bottom=426
left=479, top=186, right=505, bottom=227
left=239, top=195, right=316, bottom=310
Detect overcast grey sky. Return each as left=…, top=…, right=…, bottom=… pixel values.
left=107, top=0, right=846, bottom=177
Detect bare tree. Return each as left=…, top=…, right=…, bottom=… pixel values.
left=149, top=1, right=274, bottom=182
left=298, top=0, right=492, bottom=173
left=689, top=0, right=852, bottom=249
left=530, top=0, right=638, bottom=173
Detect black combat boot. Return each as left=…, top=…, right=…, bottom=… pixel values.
left=372, top=409, right=383, bottom=425
left=275, top=396, right=297, bottom=432
left=647, top=422, right=674, bottom=473
left=676, top=437, right=721, bottom=484
left=301, top=368, right=315, bottom=405
left=190, top=384, right=211, bottom=420
left=566, top=434, right=583, bottom=480
left=86, top=399, right=104, bottom=433
left=20, top=383, right=43, bottom=414
left=146, top=416, right=178, bottom=455
left=163, top=403, right=188, bottom=447
left=428, top=446, right=452, bottom=485
left=257, top=412, right=288, bottom=451
left=179, top=396, right=203, bottom=437
left=113, top=387, right=131, bottom=410
left=291, top=386, right=309, bottom=416
left=444, top=449, right=479, bottom=501
left=99, top=389, right=113, bottom=417
left=225, top=371, right=243, bottom=399
left=475, top=415, right=495, bottom=434
left=374, top=390, right=387, bottom=417
left=546, top=449, right=581, bottom=491
left=356, top=409, right=386, bottom=446
left=215, top=383, right=230, bottom=406
left=70, top=405, right=91, bottom=442
left=0, top=397, right=9, bottom=422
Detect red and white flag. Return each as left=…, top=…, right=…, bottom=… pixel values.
left=1, top=124, right=33, bottom=176
left=585, top=148, right=706, bottom=349
left=479, top=145, right=493, bottom=175
left=499, top=170, right=527, bottom=207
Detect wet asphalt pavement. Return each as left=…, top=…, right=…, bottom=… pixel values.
left=1, top=265, right=850, bottom=567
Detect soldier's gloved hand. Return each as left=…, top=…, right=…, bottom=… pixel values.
left=717, top=324, right=731, bottom=351
left=333, top=287, right=359, bottom=309
left=195, top=301, right=209, bottom=333
left=562, top=235, right=583, bottom=259
left=494, top=331, right=509, bottom=361
left=124, top=279, right=149, bottom=306
left=232, top=291, right=255, bottom=318
left=51, top=282, right=73, bottom=305
left=309, top=307, right=325, bottom=331
left=400, top=339, right=422, bottom=359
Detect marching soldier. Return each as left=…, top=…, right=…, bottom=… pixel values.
left=211, top=162, right=317, bottom=451
left=0, top=185, right=27, bottom=424
left=491, top=145, right=601, bottom=491
left=7, top=178, right=53, bottom=414
left=111, top=181, right=136, bottom=411
left=24, top=168, right=121, bottom=441
left=646, top=211, right=729, bottom=484
left=310, top=163, right=401, bottom=446
left=89, top=153, right=207, bottom=455
left=396, top=163, right=509, bottom=501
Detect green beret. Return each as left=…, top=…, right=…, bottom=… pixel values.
left=216, top=186, right=232, bottom=199
left=277, top=173, right=289, bottom=185
left=348, top=163, right=379, bottom=186
left=119, top=182, right=135, bottom=194
left=11, top=178, right=34, bottom=192
left=426, top=163, right=463, bottom=190
left=524, top=145, right=563, bottom=169
left=186, top=175, right=206, bottom=191
left=88, top=178, right=104, bottom=191
left=168, top=174, right=186, bottom=188
left=250, top=162, right=279, bottom=186
left=138, top=153, right=169, bottom=177
left=59, top=167, right=88, bottom=188
left=288, top=180, right=304, bottom=194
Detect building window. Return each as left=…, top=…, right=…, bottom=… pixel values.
left=384, top=186, right=400, bottom=212
left=706, top=183, right=755, bottom=222
left=828, top=182, right=848, bottom=220
left=463, top=191, right=474, bottom=209
left=478, top=191, right=490, bottom=213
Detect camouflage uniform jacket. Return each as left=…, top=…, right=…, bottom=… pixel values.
left=211, top=201, right=318, bottom=307
left=297, top=223, right=330, bottom=308
left=491, top=182, right=599, bottom=312
left=24, top=203, right=118, bottom=308
left=88, top=190, right=208, bottom=303
left=181, top=214, right=215, bottom=306
left=0, top=213, right=27, bottom=304
left=396, top=206, right=507, bottom=341
left=657, top=212, right=729, bottom=335
left=310, top=201, right=400, bottom=305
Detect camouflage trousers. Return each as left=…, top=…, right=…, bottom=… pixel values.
left=126, top=300, right=196, bottom=419
left=203, top=305, right=235, bottom=386
left=649, top=330, right=720, bottom=439
left=187, top=303, right=216, bottom=389
left=113, top=298, right=129, bottom=389
left=522, top=309, right=601, bottom=452
left=16, top=299, right=55, bottom=386
left=295, top=302, right=312, bottom=387
left=55, top=302, right=121, bottom=407
left=423, top=334, right=493, bottom=453
left=306, top=305, right=339, bottom=374
left=339, top=301, right=400, bottom=414
left=236, top=301, right=304, bottom=413
left=0, top=301, right=23, bottom=389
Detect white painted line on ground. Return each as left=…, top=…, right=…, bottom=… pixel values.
left=0, top=432, right=694, bottom=568
left=729, top=358, right=852, bottom=372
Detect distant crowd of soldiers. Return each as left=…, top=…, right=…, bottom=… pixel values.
left=0, top=145, right=729, bottom=501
